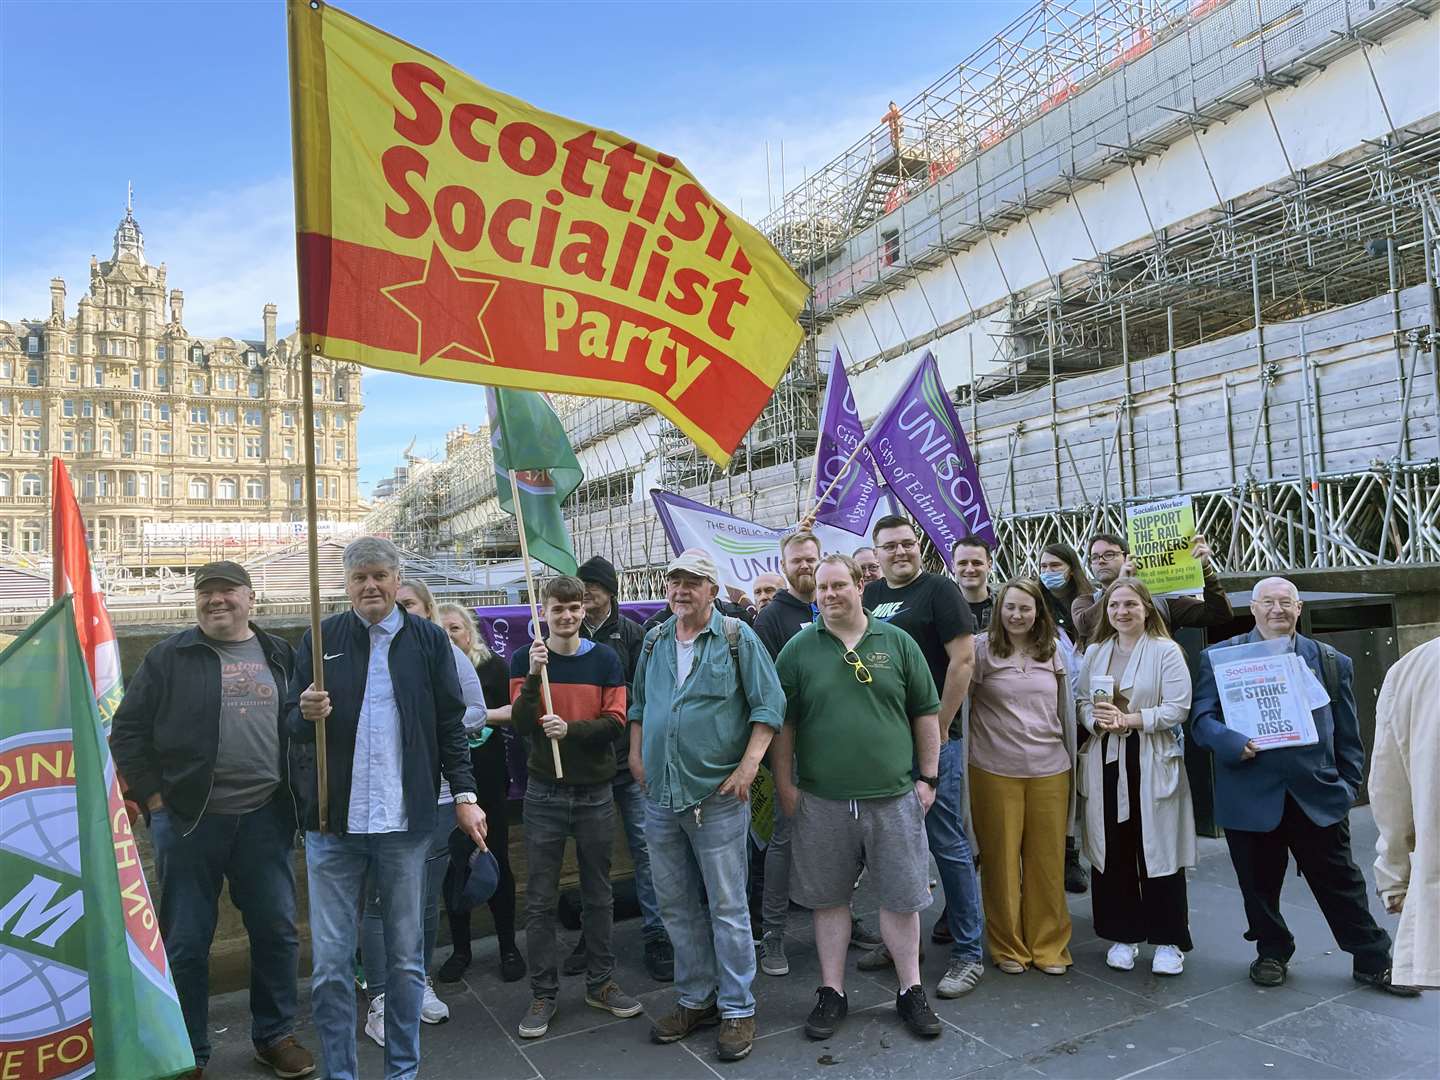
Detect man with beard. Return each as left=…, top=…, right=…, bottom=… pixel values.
left=862, top=515, right=986, bottom=1000
left=753, top=531, right=882, bottom=976
left=1072, top=532, right=1230, bottom=647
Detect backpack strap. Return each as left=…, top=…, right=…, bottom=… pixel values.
left=1317, top=641, right=1340, bottom=701
left=721, top=615, right=742, bottom=664
left=641, top=625, right=664, bottom=658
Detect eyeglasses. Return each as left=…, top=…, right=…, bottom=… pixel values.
left=1090, top=550, right=1124, bottom=563
left=878, top=539, right=919, bottom=553
left=842, top=649, right=873, bottom=684
left=1254, top=598, right=1298, bottom=611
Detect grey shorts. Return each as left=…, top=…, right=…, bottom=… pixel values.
left=790, top=788, right=932, bottom=913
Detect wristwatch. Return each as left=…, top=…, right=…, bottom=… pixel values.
left=917, top=775, right=939, bottom=789
left=453, top=792, right=478, bottom=805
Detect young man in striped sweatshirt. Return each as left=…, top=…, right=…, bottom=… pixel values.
left=510, top=575, right=643, bottom=1038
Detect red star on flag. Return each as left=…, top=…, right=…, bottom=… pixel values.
left=383, top=244, right=500, bottom=365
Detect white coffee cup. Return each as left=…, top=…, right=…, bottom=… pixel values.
left=1091, top=674, right=1115, bottom=705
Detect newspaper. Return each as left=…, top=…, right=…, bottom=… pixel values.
left=1210, top=638, right=1322, bottom=750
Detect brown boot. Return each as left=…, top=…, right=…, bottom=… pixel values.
left=717, top=1016, right=755, bottom=1061
left=254, top=1035, right=316, bottom=1079
left=650, top=1001, right=720, bottom=1043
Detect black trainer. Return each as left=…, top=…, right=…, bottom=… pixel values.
left=499, top=947, right=526, bottom=983
left=436, top=949, right=471, bottom=983
left=1064, top=848, right=1088, bottom=894
left=896, top=984, right=942, bottom=1038
left=804, top=987, right=848, bottom=1040
left=645, top=937, right=675, bottom=982
left=1249, top=957, right=1287, bottom=987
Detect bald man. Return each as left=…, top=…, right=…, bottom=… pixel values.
left=752, top=574, right=785, bottom=615
left=1192, top=577, right=1418, bottom=996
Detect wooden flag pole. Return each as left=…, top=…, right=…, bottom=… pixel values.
left=508, top=467, right=565, bottom=780
left=802, top=432, right=873, bottom=526
left=300, top=346, right=329, bottom=832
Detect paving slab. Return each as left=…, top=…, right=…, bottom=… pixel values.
left=1247, top=998, right=1439, bottom=1078
left=1126, top=1032, right=1361, bottom=1078
left=1021, top=1011, right=1226, bottom=1078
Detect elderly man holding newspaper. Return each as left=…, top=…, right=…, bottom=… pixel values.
left=1191, top=576, right=1419, bottom=997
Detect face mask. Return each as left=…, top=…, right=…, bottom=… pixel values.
left=1039, top=570, right=1068, bottom=591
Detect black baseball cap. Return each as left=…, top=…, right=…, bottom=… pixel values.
left=194, top=561, right=252, bottom=590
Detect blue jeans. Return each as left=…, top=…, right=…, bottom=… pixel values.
left=151, top=798, right=298, bottom=1067
left=612, top=772, right=665, bottom=942
left=927, top=739, right=985, bottom=962
left=308, top=829, right=429, bottom=1080
left=361, top=803, right=455, bottom=991
left=646, top=792, right=757, bottom=1018
left=761, top=800, right=793, bottom=937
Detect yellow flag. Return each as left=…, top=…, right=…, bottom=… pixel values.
left=288, top=0, right=809, bottom=463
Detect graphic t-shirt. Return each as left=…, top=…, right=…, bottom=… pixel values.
left=864, top=572, right=976, bottom=706
left=204, top=633, right=281, bottom=814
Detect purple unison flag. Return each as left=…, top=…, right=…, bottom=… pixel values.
left=867, top=351, right=995, bottom=564
left=813, top=348, right=884, bottom=532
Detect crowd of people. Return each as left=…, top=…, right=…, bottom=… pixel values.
left=109, top=525, right=1434, bottom=1080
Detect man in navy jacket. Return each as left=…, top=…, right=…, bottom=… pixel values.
left=1192, top=576, right=1417, bottom=996
left=286, top=536, right=488, bottom=1080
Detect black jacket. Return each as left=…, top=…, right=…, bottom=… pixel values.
left=284, top=607, right=475, bottom=834
left=581, top=604, right=647, bottom=775
left=752, top=589, right=816, bottom=660
left=111, top=624, right=298, bottom=833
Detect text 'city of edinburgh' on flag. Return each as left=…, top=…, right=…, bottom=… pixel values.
left=488, top=388, right=582, bottom=575
left=51, top=458, right=122, bottom=731
left=287, top=0, right=809, bottom=465
left=867, top=351, right=995, bottom=564
left=812, top=348, right=884, bottom=534
left=0, top=599, right=194, bottom=1080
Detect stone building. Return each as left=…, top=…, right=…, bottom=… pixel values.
left=0, top=201, right=364, bottom=557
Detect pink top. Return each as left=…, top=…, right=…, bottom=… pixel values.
left=969, top=633, right=1069, bottom=778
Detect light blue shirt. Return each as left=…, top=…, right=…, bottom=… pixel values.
left=348, top=604, right=409, bottom=833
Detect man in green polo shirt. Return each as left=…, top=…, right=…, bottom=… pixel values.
left=772, top=554, right=944, bottom=1043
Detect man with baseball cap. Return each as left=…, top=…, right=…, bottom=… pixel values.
left=628, top=549, right=785, bottom=1061
left=112, top=562, right=314, bottom=1079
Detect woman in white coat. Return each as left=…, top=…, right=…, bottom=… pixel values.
left=1076, top=578, right=1196, bottom=976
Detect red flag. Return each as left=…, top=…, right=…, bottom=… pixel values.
left=51, top=457, right=123, bottom=730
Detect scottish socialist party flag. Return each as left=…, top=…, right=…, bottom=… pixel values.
left=812, top=349, right=885, bottom=534
left=487, top=387, right=583, bottom=575
left=866, top=351, right=995, bottom=564
left=0, top=599, right=193, bottom=1080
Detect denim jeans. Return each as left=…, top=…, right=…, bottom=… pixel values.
left=307, top=828, right=430, bottom=1080
left=612, top=772, right=665, bottom=941
left=761, top=801, right=793, bottom=938
left=524, top=778, right=616, bottom=998
left=151, top=797, right=298, bottom=1067
left=926, top=738, right=985, bottom=962
left=362, top=802, right=455, bottom=991
left=646, top=791, right=757, bottom=1018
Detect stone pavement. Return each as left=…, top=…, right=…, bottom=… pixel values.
left=202, top=807, right=1437, bottom=1079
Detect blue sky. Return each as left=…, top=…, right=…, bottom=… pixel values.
left=1, top=0, right=1022, bottom=497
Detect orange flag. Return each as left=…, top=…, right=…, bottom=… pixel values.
left=287, top=0, right=809, bottom=464
left=50, top=458, right=124, bottom=729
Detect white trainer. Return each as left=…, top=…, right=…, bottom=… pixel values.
left=421, top=977, right=450, bottom=1023
left=1106, top=942, right=1139, bottom=971
left=364, top=994, right=385, bottom=1047
left=1151, top=945, right=1184, bottom=976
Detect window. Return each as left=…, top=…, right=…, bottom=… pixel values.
left=20, top=524, right=42, bottom=552
left=312, top=376, right=326, bottom=398
left=334, top=379, right=346, bottom=402
left=20, top=473, right=42, bottom=497
left=191, top=377, right=205, bottom=395
left=0, top=400, right=8, bottom=417
left=245, top=477, right=264, bottom=499
left=0, top=429, right=8, bottom=452
left=245, top=435, right=262, bottom=459
left=290, top=479, right=302, bottom=502
left=244, top=409, right=262, bottom=426
left=189, top=435, right=209, bottom=457
left=334, top=413, right=347, bottom=430
left=141, top=402, right=152, bottom=420
left=62, top=399, right=75, bottom=417
left=101, top=402, right=114, bottom=419
left=159, top=433, right=172, bottom=455
left=21, top=399, right=41, bottom=417
left=156, top=368, right=168, bottom=389
left=0, top=359, right=10, bottom=379
left=83, top=473, right=95, bottom=498
left=282, top=410, right=295, bottom=428
left=189, top=405, right=208, bottom=424
left=327, top=476, right=338, bottom=499
left=26, top=335, right=39, bottom=355
left=283, top=439, right=294, bottom=461
left=131, top=369, right=142, bottom=389
left=21, top=429, right=42, bottom=453
left=67, top=339, right=77, bottom=355
left=215, top=372, right=238, bottom=392
left=141, top=431, right=152, bottom=454
left=61, top=430, right=75, bottom=452
left=138, top=473, right=150, bottom=497
left=123, top=473, right=136, bottom=498
left=101, top=430, right=112, bottom=453
left=93, top=367, right=104, bottom=386
left=80, top=430, right=93, bottom=453
left=216, top=435, right=236, bottom=458
left=0, top=474, right=9, bottom=495
left=81, top=399, right=94, bottom=418
left=97, top=472, right=113, bottom=497
left=67, top=364, right=78, bottom=382
left=217, top=478, right=237, bottom=500
left=156, top=345, right=167, bottom=361
left=122, top=430, right=134, bottom=455
left=247, top=379, right=262, bottom=399
left=0, top=523, right=9, bottom=549
left=335, top=442, right=346, bottom=462
left=158, top=403, right=170, bottom=421
left=158, top=475, right=171, bottom=498
left=215, top=407, right=236, bottom=425
left=121, top=403, right=133, bottom=419
left=189, top=477, right=209, bottom=499
left=190, top=346, right=204, bottom=363
left=26, top=365, right=41, bottom=386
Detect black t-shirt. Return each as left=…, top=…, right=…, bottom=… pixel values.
left=966, top=593, right=994, bottom=635
left=864, top=572, right=976, bottom=703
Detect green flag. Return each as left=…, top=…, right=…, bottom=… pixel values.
left=487, top=387, right=583, bottom=575
left=0, top=599, right=194, bottom=1080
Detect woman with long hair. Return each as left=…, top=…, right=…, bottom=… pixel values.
left=1037, top=542, right=1087, bottom=646
left=967, top=578, right=1077, bottom=975
left=433, top=601, right=524, bottom=985
left=1076, top=578, right=1196, bottom=976
left=358, top=581, right=492, bottom=1043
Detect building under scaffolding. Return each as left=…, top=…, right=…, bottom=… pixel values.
left=367, top=0, right=1439, bottom=598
